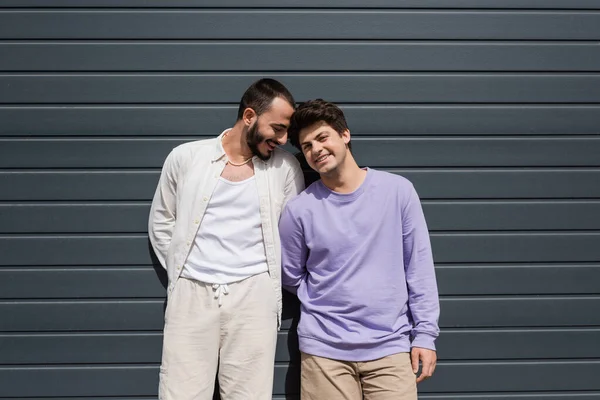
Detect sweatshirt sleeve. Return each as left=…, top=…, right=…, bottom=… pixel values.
left=402, top=185, right=440, bottom=351
left=279, top=204, right=308, bottom=294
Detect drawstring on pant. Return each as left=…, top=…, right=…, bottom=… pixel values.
left=212, top=283, right=229, bottom=307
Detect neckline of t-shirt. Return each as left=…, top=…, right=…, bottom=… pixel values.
left=218, top=175, right=255, bottom=186
left=319, top=168, right=372, bottom=202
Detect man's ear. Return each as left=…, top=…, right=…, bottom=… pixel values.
left=342, top=129, right=351, bottom=144
left=243, top=108, right=257, bottom=127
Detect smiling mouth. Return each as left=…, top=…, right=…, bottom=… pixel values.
left=314, top=154, right=329, bottom=164
left=266, top=140, right=276, bottom=151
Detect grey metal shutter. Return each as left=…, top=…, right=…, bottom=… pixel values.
left=0, top=1, right=599, bottom=398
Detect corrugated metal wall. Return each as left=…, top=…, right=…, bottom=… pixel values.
left=1, top=1, right=600, bottom=398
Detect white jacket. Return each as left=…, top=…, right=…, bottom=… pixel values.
left=148, top=130, right=304, bottom=327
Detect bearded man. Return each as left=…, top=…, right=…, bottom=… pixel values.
left=149, top=78, right=304, bottom=400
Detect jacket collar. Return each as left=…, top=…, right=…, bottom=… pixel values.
left=212, top=128, right=269, bottom=165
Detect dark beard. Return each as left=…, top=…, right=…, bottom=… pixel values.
left=246, top=122, right=271, bottom=161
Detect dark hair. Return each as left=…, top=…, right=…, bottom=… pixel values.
left=236, top=78, right=295, bottom=120
left=288, top=99, right=351, bottom=150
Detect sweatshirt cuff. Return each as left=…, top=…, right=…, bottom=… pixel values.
left=411, top=333, right=437, bottom=351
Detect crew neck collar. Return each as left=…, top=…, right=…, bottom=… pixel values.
left=319, top=168, right=371, bottom=202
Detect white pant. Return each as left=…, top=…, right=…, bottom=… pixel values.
left=159, top=272, right=278, bottom=400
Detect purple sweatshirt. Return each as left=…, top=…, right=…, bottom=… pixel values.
left=279, top=168, right=439, bottom=361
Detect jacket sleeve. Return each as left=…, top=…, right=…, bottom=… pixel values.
left=148, top=149, right=180, bottom=270
left=403, top=185, right=440, bottom=351
left=282, top=157, right=305, bottom=208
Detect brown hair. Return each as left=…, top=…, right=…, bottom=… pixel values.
left=288, top=99, right=351, bottom=150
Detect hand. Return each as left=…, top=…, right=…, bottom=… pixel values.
left=410, top=347, right=437, bottom=383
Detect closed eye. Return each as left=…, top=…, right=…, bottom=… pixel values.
left=272, top=124, right=287, bottom=133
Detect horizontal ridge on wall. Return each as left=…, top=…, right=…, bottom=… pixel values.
left=2, top=0, right=600, bottom=9
left=1, top=328, right=599, bottom=364
left=3, top=105, right=600, bottom=136
left=1, top=10, right=600, bottom=40
left=3, top=73, right=600, bottom=104
left=1, top=361, right=600, bottom=396
left=2, top=169, right=600, bottom=200
left=1, top=232, right=600, bottom=265
left=2, top=42, right=600, bottom=72
left=2, top=200, right=600, bottom=233
left=1, top=137, right=600, bottom=168
left=1, top=264, right=599, bottom=298
left=1, top=297, right=600, bottom=332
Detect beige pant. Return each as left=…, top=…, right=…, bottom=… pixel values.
left=301, top=352, right=417, bottom=400
left=159, top=273, right=278, bottom=400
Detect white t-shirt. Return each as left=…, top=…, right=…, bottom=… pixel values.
left=181, top=176, right=268, bottom=284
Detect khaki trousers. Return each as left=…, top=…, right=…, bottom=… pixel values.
left=301, top=352, right=417, bottom=400
left=159, top=273, right=278, bottom=400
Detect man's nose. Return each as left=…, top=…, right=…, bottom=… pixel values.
left=312, top=143, right=323, bottom=156
left=275, top=133, right=288, bottom=146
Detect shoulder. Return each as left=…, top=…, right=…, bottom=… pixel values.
left=165, top=137, right=217, bottom=166
left=272, top=147, right=302, bottom=168
left=368, top=169, right=420, bottom=209
left=159, top=137, right=218, bottom=177
left=283, top=180, right=322, bottom=212
left=268, top=147, right=302, bottom=174
left=170, top=137, right=217, bottom=159
left=370, top=168, right=416, bottom=193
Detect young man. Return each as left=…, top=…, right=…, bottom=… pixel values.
left=149, top=79, right=304, bottom=400
left=280, top=99, right=440, bottom=399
